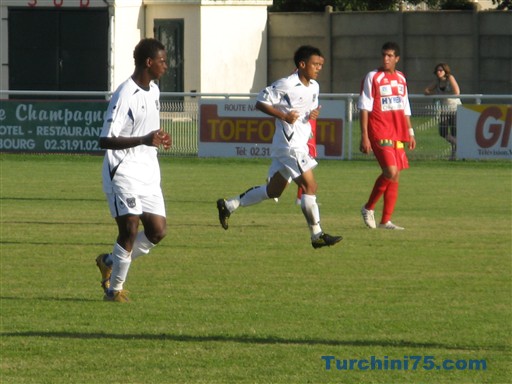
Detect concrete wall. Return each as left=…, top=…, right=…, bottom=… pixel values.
left=267, top=11, right=331, bottom=92
left=199, top=4, right=269, bottom=93
left=111, top=0, right=145, bottom=89
left=268, top=9, right=512, bottom=95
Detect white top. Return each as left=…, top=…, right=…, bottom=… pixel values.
left=101, top=78, right=162, bottom=194
left=435, top=79, right=462, bottom=111
left=257, top=72, right=319, bottom=156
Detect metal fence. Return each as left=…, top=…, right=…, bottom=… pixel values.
left=159, top=92, right=511, bottom=160
left=160, top=95, right=200, bottom=157
left=1, top=90, right=510, bottom=159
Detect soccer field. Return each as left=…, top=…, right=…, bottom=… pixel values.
left=1, top=154, right=511, bottom=384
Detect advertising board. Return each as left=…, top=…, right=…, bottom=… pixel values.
left=198, top=99, right=345, bottom=159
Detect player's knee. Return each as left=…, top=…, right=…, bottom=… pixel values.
left=267, top=189, right=282, bottom=199
left=266, top=183, right=285, bottom=199
left=147, top=226, right=166, bottom=244
left=383, top=169, right=399, bottom=181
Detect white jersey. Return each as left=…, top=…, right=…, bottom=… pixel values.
left=101, top=77, right=162, bottom=195
left=257, top=72, right=319, bottom=156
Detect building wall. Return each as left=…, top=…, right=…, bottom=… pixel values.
left=268, top=9, right=512, bottom=95
left=1, top=2, right=510, bottom=95
left=0, top=0, right=271, bottom=94
left=144, top=3, right=201, bottom=93
left=199, top=5, right=269, bottom=93
left=111, top=0, right=145, bottom=89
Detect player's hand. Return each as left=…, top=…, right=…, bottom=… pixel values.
left=147, top=130, right=172, bottom=150
left=360, top=137, right=372, bottom=154
left=409, top=136, right=416, bottom=151
left=284, top=110, right=300, bottom=124
left=309, top=105, right=322, bottom=120
left=157, top=130, right=172, bottom=150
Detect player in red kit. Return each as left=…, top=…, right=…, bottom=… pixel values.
left=358, top=42, right=416, bottom=230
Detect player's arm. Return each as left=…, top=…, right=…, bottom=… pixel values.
left=358, top=72, right=375, bottom=154
left=405, top=115, right=416, bottom=150
left=100, top=129, right=171, bottom=150
left=359, top=109, right=372, bottom=154
left=255, top=101, right=299, bottom=124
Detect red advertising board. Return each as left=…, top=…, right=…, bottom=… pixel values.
left=199, top=99, right=344, bottom=159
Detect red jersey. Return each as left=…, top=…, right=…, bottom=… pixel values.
left=358, top=69, right=412, bottom=142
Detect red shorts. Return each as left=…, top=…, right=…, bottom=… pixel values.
left=371, top=139, right=409, bottom=171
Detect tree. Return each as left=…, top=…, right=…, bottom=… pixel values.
left=268, top=0, right=400, bottom=11
left=492, top=0, right=511, bottom=10
left=439, top=0, right=474, bottom=9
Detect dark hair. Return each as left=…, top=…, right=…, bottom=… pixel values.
left=381, top=41, right=400, bottom=57
left=433, top=62, right=452, bottom=77
left=133, top=38, right=165, bottom=67
left=294, top=45, right=323, bottom=68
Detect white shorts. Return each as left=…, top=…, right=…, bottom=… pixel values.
left=106, top=190, right=166, bottom=218
left=267, top=149, right=318, bottom=181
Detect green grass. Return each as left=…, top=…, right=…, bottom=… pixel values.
left=1, top=154, right=511, bottom=383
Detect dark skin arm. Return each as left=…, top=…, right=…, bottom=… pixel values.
left=99, top=129, right=171, bottom=150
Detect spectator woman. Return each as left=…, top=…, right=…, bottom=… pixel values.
left=424, top=63, right=461, bottom=160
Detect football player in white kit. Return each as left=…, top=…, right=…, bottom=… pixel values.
left=217, top=45, right=342, bottom=249
left=96, top=38, right=171, bottom=302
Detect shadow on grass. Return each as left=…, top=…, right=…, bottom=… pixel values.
left=0, top=330, right=506, bottom=351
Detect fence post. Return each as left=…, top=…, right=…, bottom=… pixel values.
left=347, top=97, right=353, bottom=160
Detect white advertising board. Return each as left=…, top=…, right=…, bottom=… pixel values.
left=457, top=104, right=511, bottom=160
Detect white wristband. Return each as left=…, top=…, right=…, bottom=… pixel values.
left=409, top=128, right=415, bottom=136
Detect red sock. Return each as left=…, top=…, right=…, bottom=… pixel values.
left=382, top=181, right=399, bottom=224
left=297, top=186, right=303, bottom=201
left=365, top=174, right=391, bottom=210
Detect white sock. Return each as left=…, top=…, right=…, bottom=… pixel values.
left=239, top=185, right=269, bottom=207
left=225, top=185, right=270, bottom=212
left=301, top=194, right=322, bottom=238
left=225, top=197, right=240, bottom=212
left=131, top=231, right=156, bottom=261
left=109, top=242, right=132, bottom=291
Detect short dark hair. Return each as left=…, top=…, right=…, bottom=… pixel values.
left=294, top=45, right=323, bottom=68
left=133, top=38, right=165, bottom=67
left=381, top=41, right=400, bottom=57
